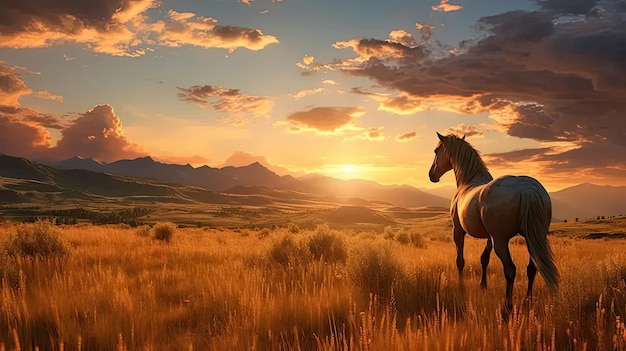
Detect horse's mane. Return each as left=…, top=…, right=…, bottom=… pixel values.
left=442, top=134, right=490, bottom=185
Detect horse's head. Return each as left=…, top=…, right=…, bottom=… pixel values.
left=428, top=132, right=462, bottom=182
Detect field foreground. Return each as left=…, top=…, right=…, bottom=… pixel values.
left=0, top=218, right=625, bottom=350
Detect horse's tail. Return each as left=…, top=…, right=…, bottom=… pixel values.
left=520, top=181, right=559, bottom=291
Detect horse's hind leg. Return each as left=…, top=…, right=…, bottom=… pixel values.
left=493, top=238, right=516, bottom=314
left=525, top=258, right=537, bottom=305
left=453, top=227, right=466, bottom=290
left=480, top=237, right=492, bottom=289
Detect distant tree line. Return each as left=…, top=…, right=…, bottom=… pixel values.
left=18, top=207, right=154, bottom=226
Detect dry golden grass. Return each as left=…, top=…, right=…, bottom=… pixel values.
left=0, top=220, right=624, bottom=350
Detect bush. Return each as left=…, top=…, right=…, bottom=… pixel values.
left=151, top=222, right=176, bottom=243
left=6, top=219, right=71, bottom=260
left=397, top=230, right=426, bottom=248
left=135, top=225, right=151, bottom=237
left=383, top=226, right=396, bottom=240
left=307, top=224, right=348, bottom=263
left=396, top=232, right=410, bottom=245
left=269, top=235, right=308, bottom=267
left=287, top=223, right=300, bottom=234
left=349, top=243, right=403, bottom=299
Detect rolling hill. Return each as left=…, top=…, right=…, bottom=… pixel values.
left=49, top=155, right=449, bottom=208
left=550, top=183, right=626, bottom=221
left=8, top=153, right=624, bottom=223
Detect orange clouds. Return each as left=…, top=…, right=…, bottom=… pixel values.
left=445, top=123, right=483, bottom=138
left=53, top=105, right=145, bottom=162
left=35, top=91, right=64, bottom=103
left=178, top=85, right=272, bottom=117
left=285, top=107, right=364, bottom=133
left=0, top=0, right=156, bottom=56
left=396, top=132, right=418, bottom=142
left=292, top=88, right=324, bottom=100
left=0, top=117, right=51, bottom=159
left=0, top=0, right=278, bottom=56
left=155, top=10, right=278, bottom=52
left=431, top=0, right=462, bottom=12
left=0, top=61, right=31, bottom=107
left=305, top=0, right=626, bottom=178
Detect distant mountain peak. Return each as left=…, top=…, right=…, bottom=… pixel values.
left=133, top=156, right=156, bottom=162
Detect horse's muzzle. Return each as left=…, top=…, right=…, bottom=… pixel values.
left=429, top=171, right=440, bottom=183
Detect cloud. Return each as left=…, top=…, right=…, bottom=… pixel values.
left=155, top=10, right=279, bottom=53
left=0, top=61, right=31, bottom=107
left=0, top=1, right=279, bottom=56
left=178, top=85, right=272, bottom=117
left=285, top=107, right=364, bottom=133
left=0, top=117, right=52, bottom=159
left=350, top=88, right=425, bottom=115
left=396, top=131, right=418, bottom=142
left=445, top=123, right=483, bottom=138
left=36, top=91, right=64, bottom=103
left=321, top=80, right=338, bottom=85
left=292, top=88, right=324, bottom=100
left=0, top=0, right=157, bottom=56
left=53, top=104, right=145, bottom=162
left=303, top=55, right=315, bottom=65
left=309, top=0, right=626, bottom=176
left=485, top=147, right=554, bottom=166
left=238, top=0, right=253, bottom=5
left=345, top=127, right=385, bottom=141
left=432, top=0, right=462, bottom=12
left=415, top=23, right=435, bottom=41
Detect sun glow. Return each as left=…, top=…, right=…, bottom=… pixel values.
left=342, top=164, right=356, bottom=173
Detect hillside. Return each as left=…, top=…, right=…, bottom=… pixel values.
left=550, top=183, right=626, bottom=221
left=49, top=155, right=449, bottom=208
left=0, top=154, right=231, bottom=205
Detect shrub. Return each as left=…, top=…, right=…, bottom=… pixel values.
left=396, top=232, right=410, bottom=244
left=307, top=224, right=348, bottom=263
left=151, top=222, right=177, bottom=243
left=269, top=235, right=308, bottom=267
left=6, top=219, right=71, bottom=260
left=383, top=226, right=396, bottom=240
left=349, top=243, right=403, bottom=299
left=257, top=228, right=271, bottom=239
left=135, top=225, right=151, bottom=237
left=287, top=223, right=300, bottom=234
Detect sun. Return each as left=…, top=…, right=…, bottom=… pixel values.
left=342, top=164, right=356, bottom=173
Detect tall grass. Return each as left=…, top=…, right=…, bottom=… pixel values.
left=0, top=223, right=624, bottom=350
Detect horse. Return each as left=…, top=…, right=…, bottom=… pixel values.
left=428, top=132, right=559, bottom=314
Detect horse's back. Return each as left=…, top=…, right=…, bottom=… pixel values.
left=479, top=175, right=551, bottom=238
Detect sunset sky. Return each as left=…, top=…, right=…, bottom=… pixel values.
left=1, top=0, right=625, bottom=192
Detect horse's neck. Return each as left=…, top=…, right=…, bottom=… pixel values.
left=454, top=168, right=493, bottom=189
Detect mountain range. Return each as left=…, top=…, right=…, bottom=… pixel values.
left=49, top=155, right=450, bottom=208
left=1, top=154, right=624, bottom=221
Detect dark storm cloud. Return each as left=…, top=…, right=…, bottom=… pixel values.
left=309, top=0, right=626, bottom=177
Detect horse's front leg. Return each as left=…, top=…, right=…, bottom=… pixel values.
left=453, top=227, right=466, bottom=290
left=480, top=237, right=492, bottom=289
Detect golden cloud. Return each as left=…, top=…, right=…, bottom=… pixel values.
left=285, top=106, right=364, bottom=133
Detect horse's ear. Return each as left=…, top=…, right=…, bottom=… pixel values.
left=462, top=134, right=466, bottom=140
left=436, top=132, right=445, bottom=142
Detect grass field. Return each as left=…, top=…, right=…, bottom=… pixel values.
left=0, top=216, right=625, bottom=350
